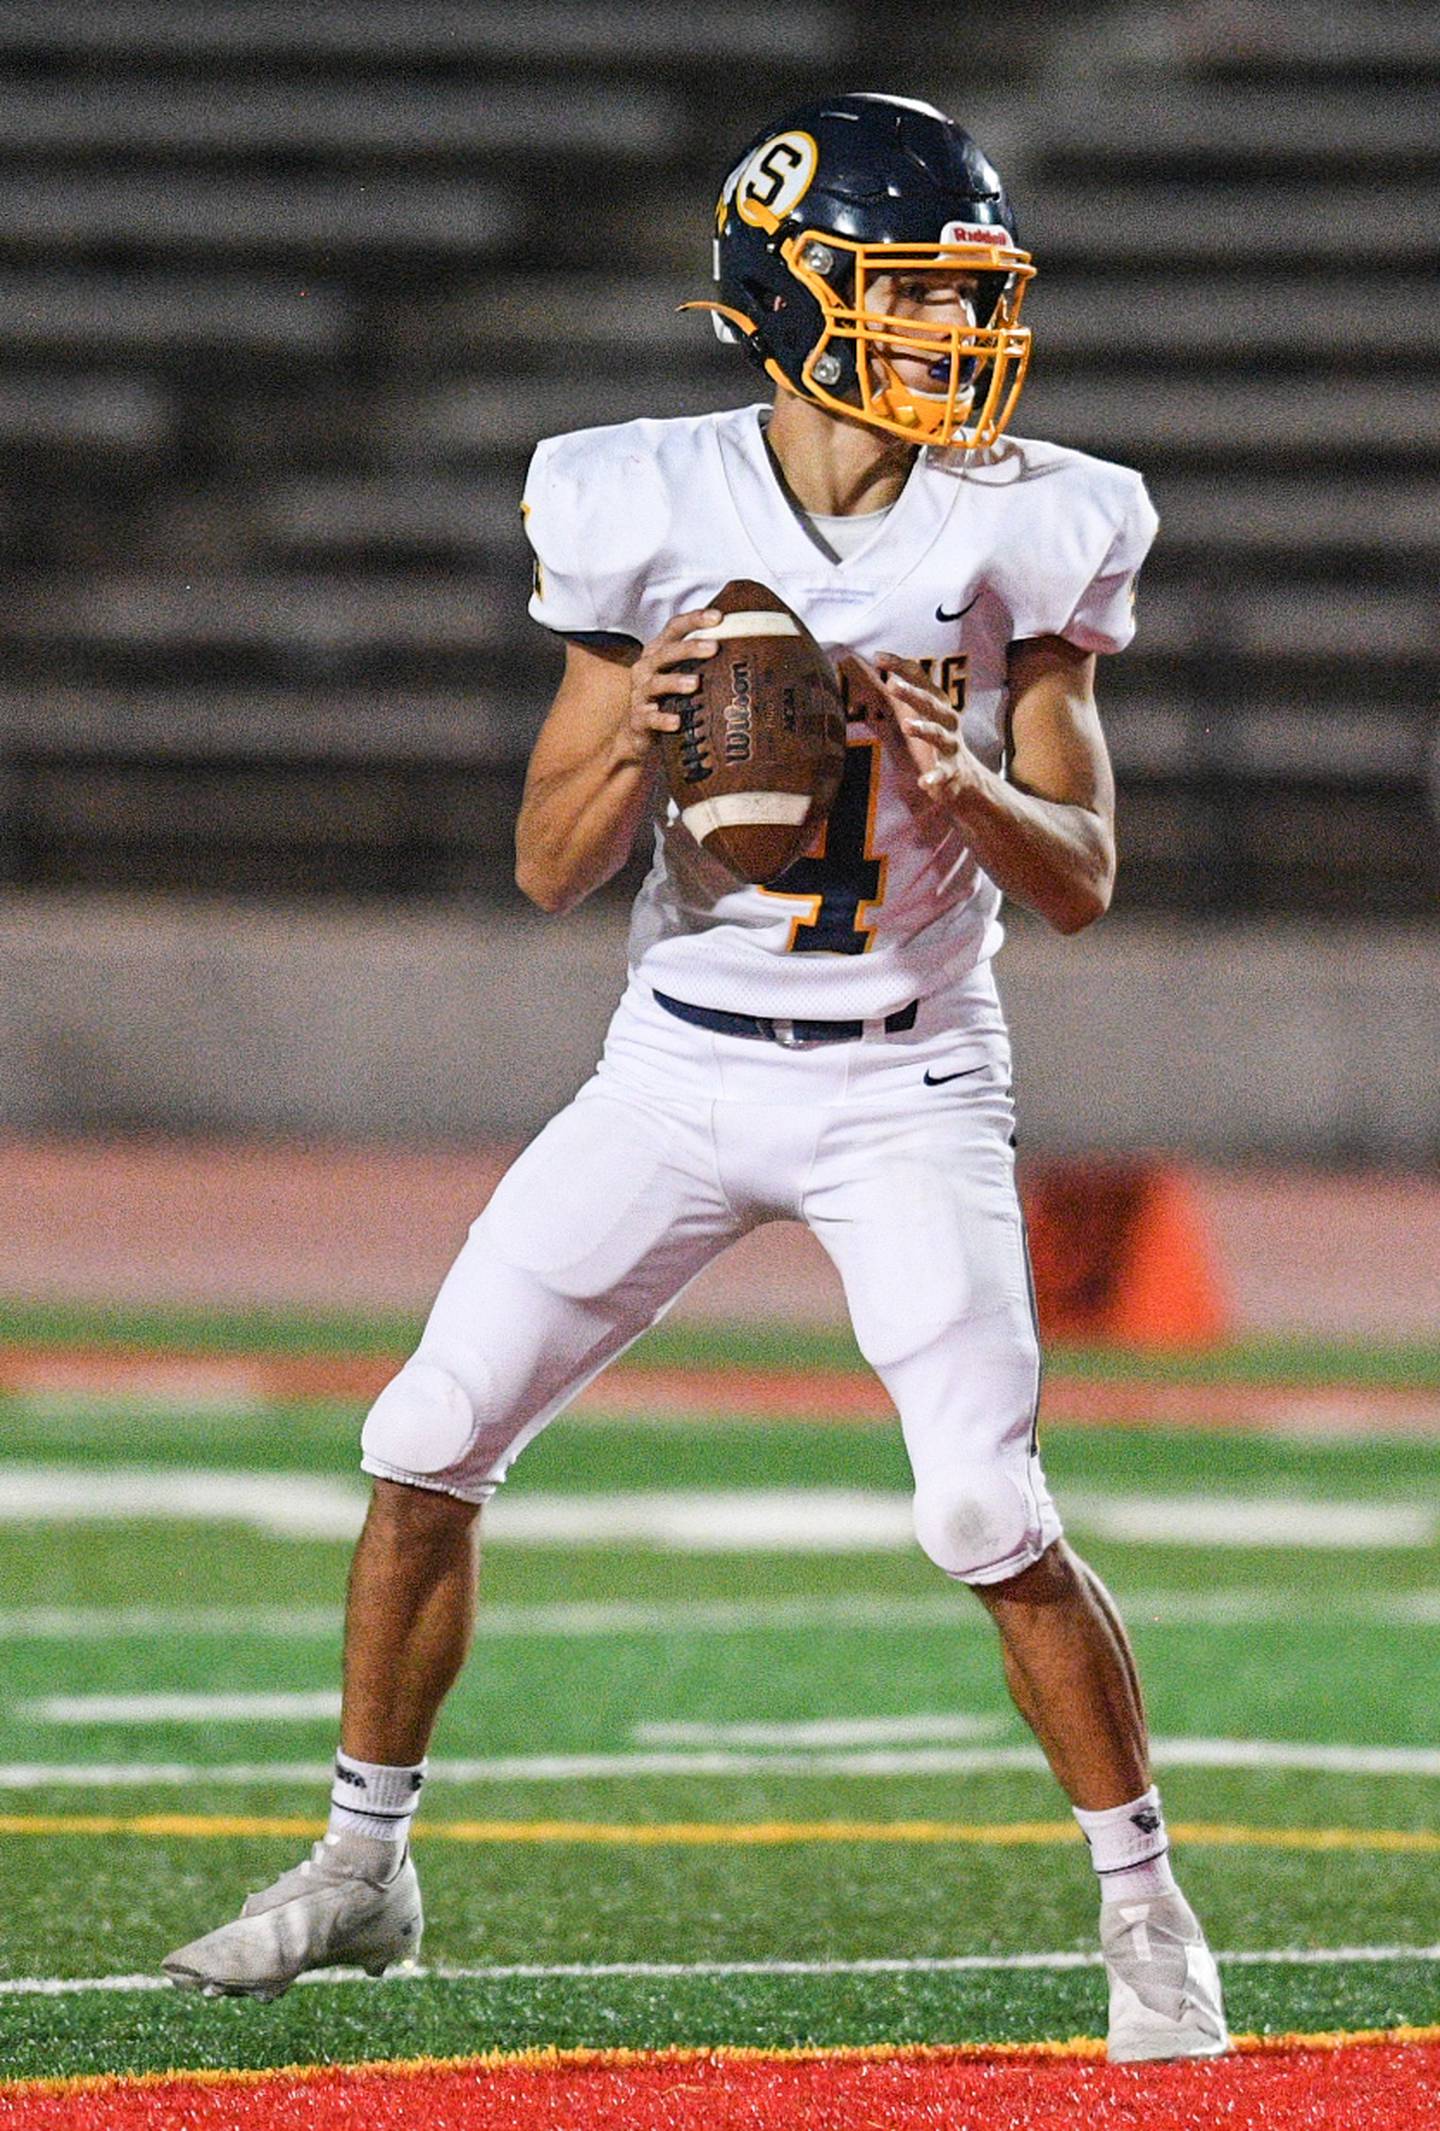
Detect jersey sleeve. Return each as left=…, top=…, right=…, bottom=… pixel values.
left=1000, top=456, right=1159, bottom=656
left=522, top=435, right=601, bottom=635
left=522, top=427, right=670, bottom=643
left=1060, top=474, right=1159, bottom=654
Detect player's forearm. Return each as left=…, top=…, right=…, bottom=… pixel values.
left=940, top=760, right=1115, bottom=933
left=514, top=743, right=659, bottom=915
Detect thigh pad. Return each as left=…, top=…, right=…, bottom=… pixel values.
left=481, top=1092, right=696, bottom=1301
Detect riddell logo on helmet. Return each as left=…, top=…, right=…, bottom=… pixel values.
left=941, top=220, right=1012, bottom=247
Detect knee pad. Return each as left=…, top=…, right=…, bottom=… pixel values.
left=913, top=1466, right=1043, bottom=1584
left=360, top=1358, right=477, bottom=1478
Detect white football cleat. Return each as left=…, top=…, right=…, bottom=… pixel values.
left=162, top=1834, right=422, bottom=2002
left=1100, top=1890, right=1230, bottom=2062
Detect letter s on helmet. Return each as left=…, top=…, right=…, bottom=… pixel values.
left=684, top=92, right=1035, bottom=452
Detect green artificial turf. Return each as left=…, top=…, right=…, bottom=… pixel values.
left=8, top=1957, right=1439, bottom=2086
left=2, top=1373, right=1440, bottom=2080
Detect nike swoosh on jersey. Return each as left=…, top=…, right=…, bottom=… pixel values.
left=922, top=1064, right=987, bottom=1086
left=935, top=592, right=980, bottom=622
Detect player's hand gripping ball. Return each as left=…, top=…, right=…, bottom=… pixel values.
left=658, top=580, right=846, bottom=885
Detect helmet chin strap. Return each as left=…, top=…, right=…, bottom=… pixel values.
left=676, top=298, right=760, bottom=346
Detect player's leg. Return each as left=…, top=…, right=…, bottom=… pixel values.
left=339, top=1479, right=481, bottom=1768
left=816, top=1133, right=1152, bottom=1798
left=964, top=1537, right=1225, bottom=2059
left=806, top=1069, right=1227, bottom=2059
left=163, top=1081, right=740, bottom=1998
left=336, top=1084, right=735, bottom=1771
left=803, top=1068, right=1061, bottom=1589
left=970, top=1539, right=1148, bottom=1808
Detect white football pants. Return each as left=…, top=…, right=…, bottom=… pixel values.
left=361, top=968, right=1062, bottom=1585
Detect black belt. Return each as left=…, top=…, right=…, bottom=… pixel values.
left=654, top=990, right=918, bottom=1047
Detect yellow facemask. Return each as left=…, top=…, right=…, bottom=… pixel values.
left=687, top=224, right=1035, bottom=452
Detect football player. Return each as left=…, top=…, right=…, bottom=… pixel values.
left=164, top=92, right=1228, bottom=2062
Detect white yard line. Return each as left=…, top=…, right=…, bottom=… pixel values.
left=3, top=1943, right=1439, bottom=1999
left=0, top=1607, right=346, bottom=1641
left=1, top=1471, right=1433, bottom=1550
left=633, top=1715, right=1008, bottom=1747
left=4, top=1590, right=1440, bottom=1642
left=493, top=1490, right=1439, bottom=1552
left=1063, top=1491, right=1438, bottom=1550
left=19, top=1700, right=1004, bottom=1740
left=492, top=1492, right=917, bottom=1550
left=0, top=1760, right=356, bottom=1790
left=19, top=1691, right=344, bottom=1726
left=1150, top=1739, right=1440, bottom=1777
left=0, top=1469, right=364, bottom=1540
left=8, top=1751, right=1055, bottom=1785
left=7, top=1738, right=1440, bottom=1783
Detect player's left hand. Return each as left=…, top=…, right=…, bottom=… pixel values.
left=874, top=655, right=982, bottom=802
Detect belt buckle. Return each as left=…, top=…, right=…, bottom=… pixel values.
left=769, top=1018, right=825, bottom=1050
left=772, top=1019, right=835, bottom=1051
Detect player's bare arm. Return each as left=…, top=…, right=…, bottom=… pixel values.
left=877, top=635, right=1116, bottom=934
left=514, top=611, right=720, bottom=913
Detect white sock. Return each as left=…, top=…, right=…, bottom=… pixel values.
left=1073, top=1785, right=1179, bottom=1902
left=328, top=1749, right=427, bottom=1846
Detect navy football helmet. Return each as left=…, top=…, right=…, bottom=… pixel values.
left=687, top=92, right=1035, bottom=450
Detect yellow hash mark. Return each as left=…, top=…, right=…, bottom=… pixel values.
left=1173, top=1821, right=1440, bottom=1856
left=9, top=2028, right=1440, bottom=2101
left=0, top=1813, right=322, bottom=1840
left=2, top=1813, right=1440, bottom=1854
left=429, top=1818, right=1084, bottom=1847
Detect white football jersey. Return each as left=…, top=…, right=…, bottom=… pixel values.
left=522, top=405, right=1156, bottom=1019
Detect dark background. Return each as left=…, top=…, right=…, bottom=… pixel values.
left=0, top=0, right=1435, bottom=1161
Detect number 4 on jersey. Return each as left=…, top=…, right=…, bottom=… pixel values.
left=767, top=737, right=885, bottom=955
left=761, top=654, right=964, bottom=953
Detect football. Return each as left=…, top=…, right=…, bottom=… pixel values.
left=658, top=579, right=846, bottom=885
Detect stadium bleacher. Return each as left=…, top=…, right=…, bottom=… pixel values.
left=0, top=0, right=1434, bottom=912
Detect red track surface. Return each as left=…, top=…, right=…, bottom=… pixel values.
left=8, top=2037, right=1440, bottom=2131
left=7, top=1133, right=1440, bottom=1340
left=3, top=1341, right=1439, bottom=1434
